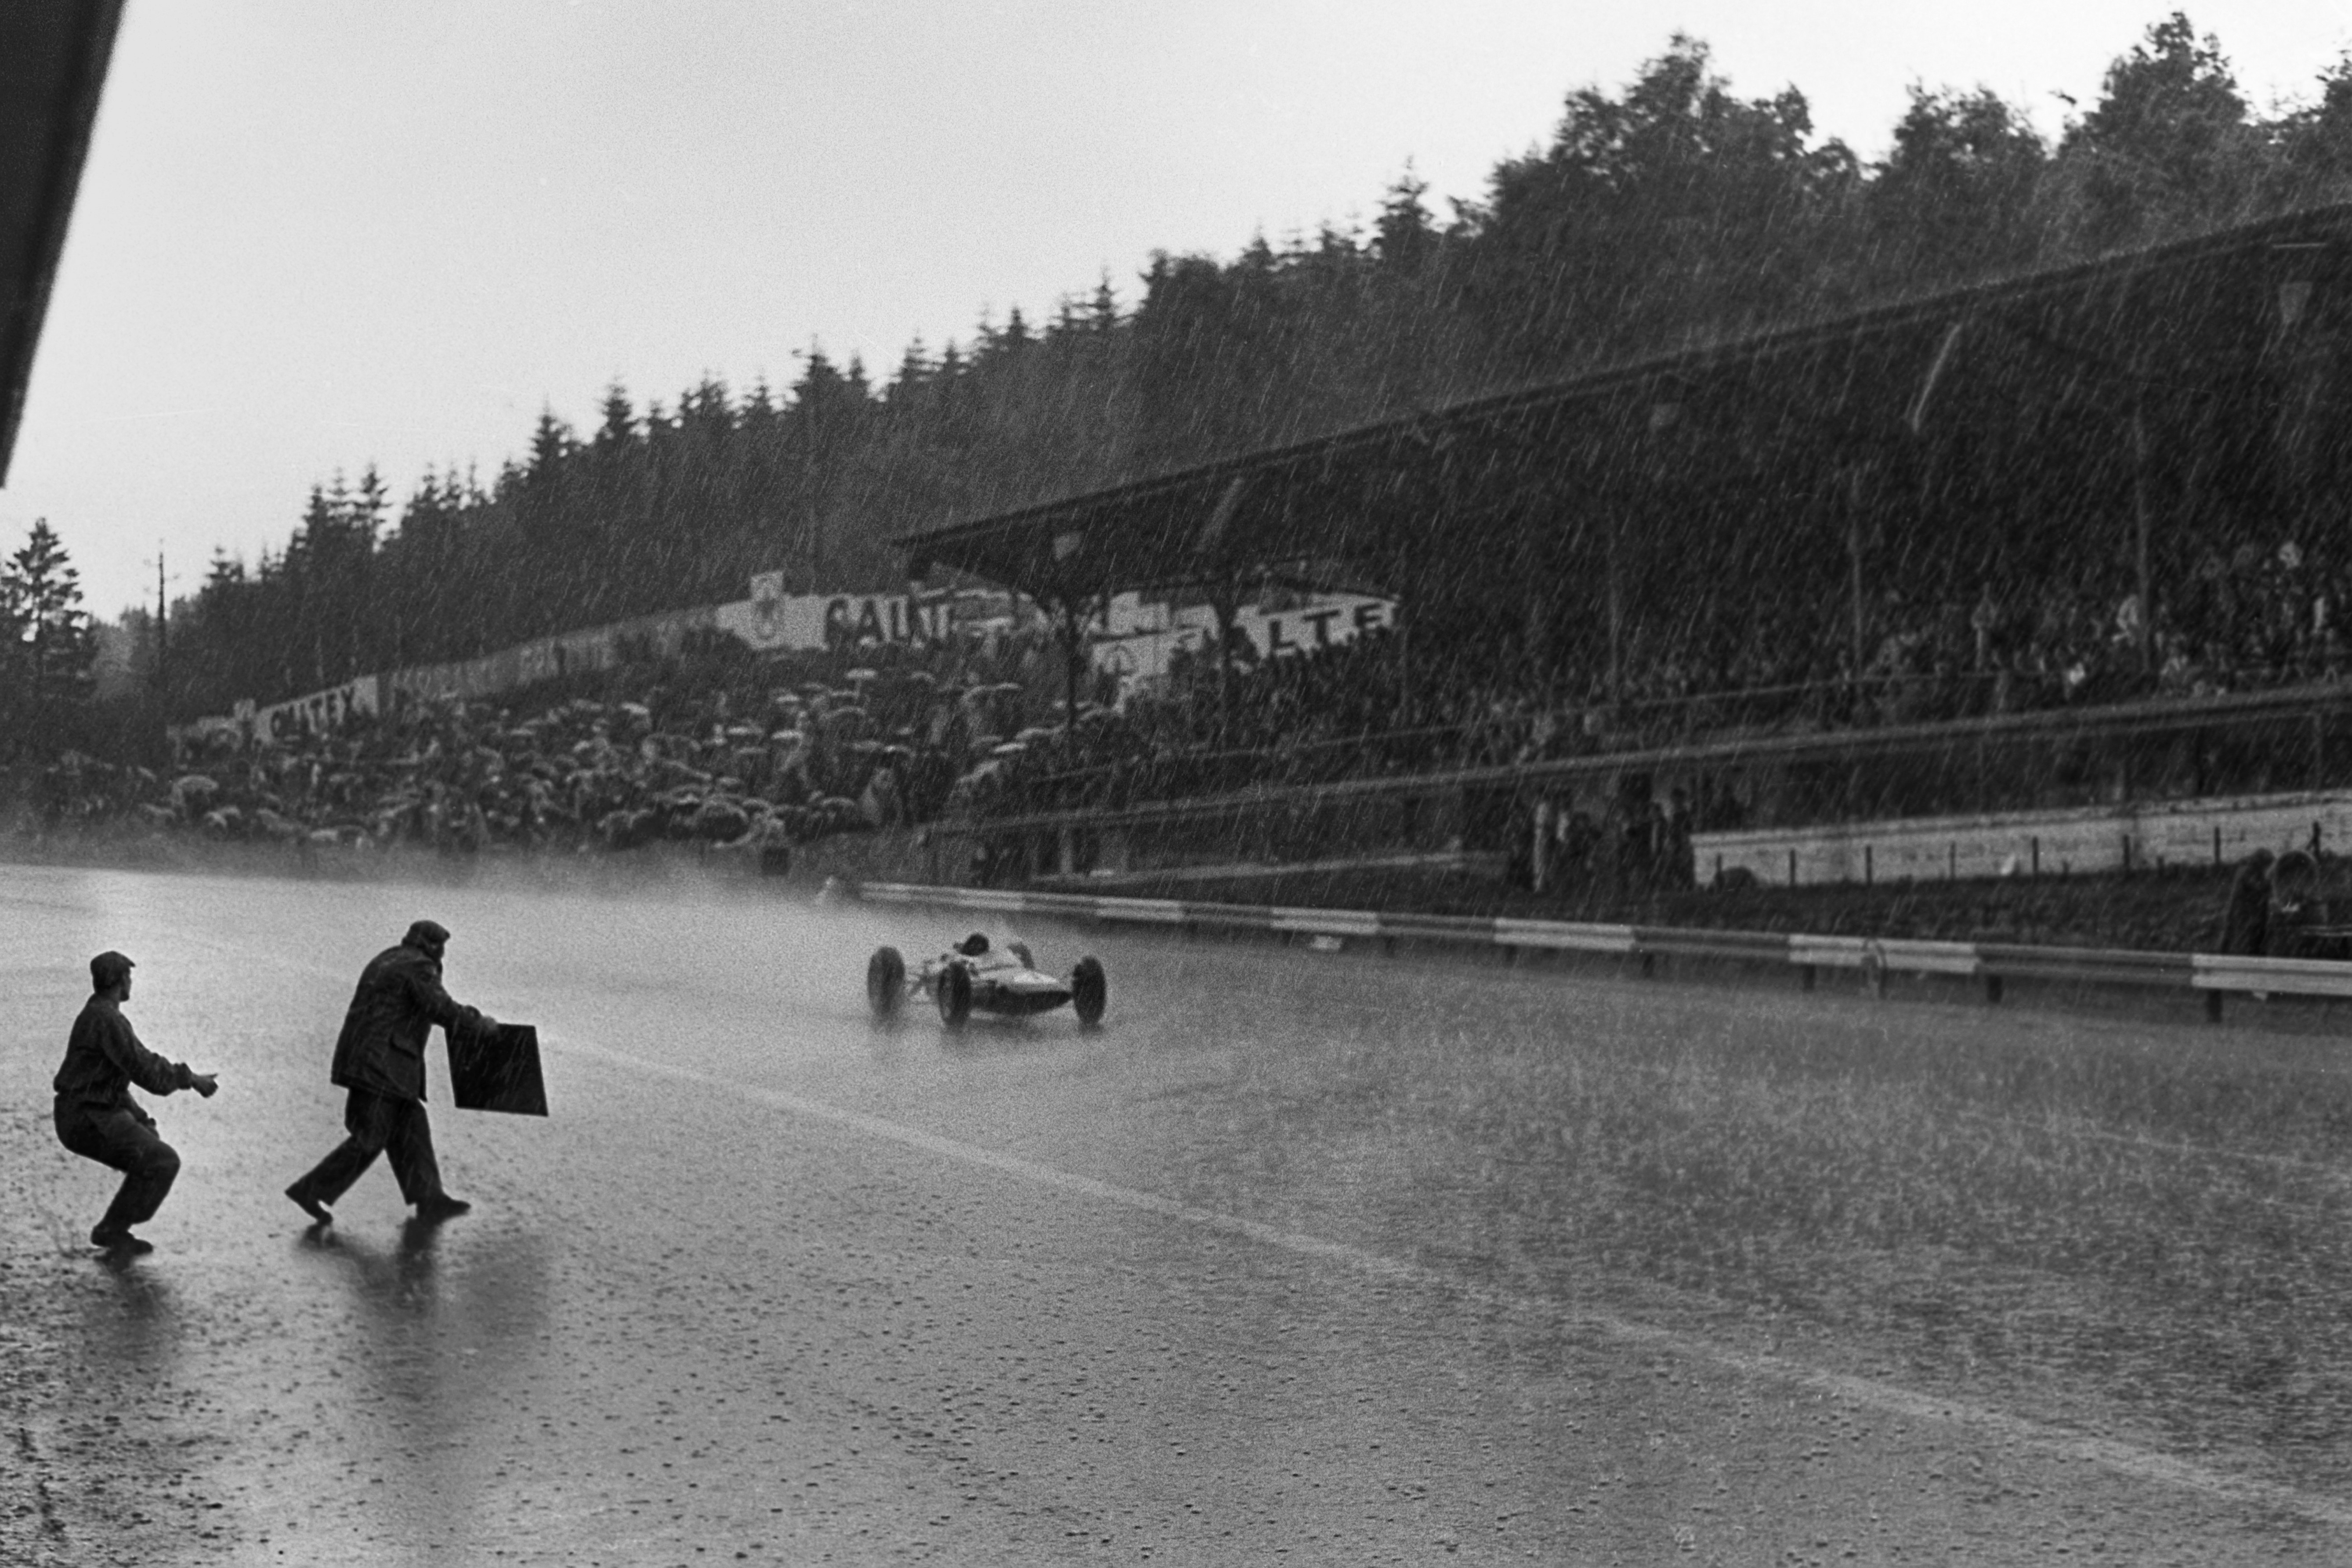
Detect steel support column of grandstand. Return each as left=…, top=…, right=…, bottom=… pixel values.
left=1198, top=474, right=1254, bottom=739
left=1602, top=463, right=1626, bottom=707
left=1052, top=594, right=1089, bottom=765
left=1840, top=461, right=1870, bottom=688
left=1019, top=524, right=1115, bottom=767
left=2130, top=403, right=2155, bottom=676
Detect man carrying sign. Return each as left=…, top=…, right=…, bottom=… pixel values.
left=284, top=920, right=494, bottom=1227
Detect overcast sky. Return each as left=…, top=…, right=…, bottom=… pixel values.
left=7, top=1, right=2351, bottom=617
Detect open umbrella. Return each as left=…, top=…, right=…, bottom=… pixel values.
left=693, top=798, right=752, bottom=841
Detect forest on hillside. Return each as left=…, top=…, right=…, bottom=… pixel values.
left=147, top=18, right=2352, bottom=719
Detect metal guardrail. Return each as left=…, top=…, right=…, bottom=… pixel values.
left=854, top=880, right=2349, bottom=1022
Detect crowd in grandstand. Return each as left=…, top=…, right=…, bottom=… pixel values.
left=1596, top=538, right=2352, bottom=741
left=949, top=536, right=2351, bottom=820
left=14, top=533, right=2349, bottom=871
left=21, top=620, right=1064, bottom=863
left=1657, top=540, right=2349, bottom=732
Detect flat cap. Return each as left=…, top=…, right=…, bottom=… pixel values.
left=89, top=950, right=135, bottom=984
left=403, top=920, right=452, bottom=948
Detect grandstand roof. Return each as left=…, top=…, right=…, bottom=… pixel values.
left=0, top=0, right=122, bottom=484
left=900, top=202, right=2352, bottom=611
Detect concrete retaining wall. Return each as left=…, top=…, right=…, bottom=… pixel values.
left=1698, top=789, right=2352, bottom=888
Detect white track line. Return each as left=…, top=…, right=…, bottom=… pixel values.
left=555, top=1035, right=2352, bottom=1529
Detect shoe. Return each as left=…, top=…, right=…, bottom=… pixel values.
left=413, top=1195, right=472, bottom=1223
left=90, top=1227, right=154, bottom=1254
left=284, top=1183, right=333, bottom=1226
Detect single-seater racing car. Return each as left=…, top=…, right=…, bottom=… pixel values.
left=867, top=932, right=1107, bottom=1029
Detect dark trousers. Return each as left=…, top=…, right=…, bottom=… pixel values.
left=292, top=1089, right=445, bottom=1207
left=54, top=1100, right=181, bottom=1233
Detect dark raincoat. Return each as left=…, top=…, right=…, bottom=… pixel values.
left=54, top=995, right=197, bottom=1113
left=329, top=941, right=482, bottom=1103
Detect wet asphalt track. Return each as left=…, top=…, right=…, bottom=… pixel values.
left=7, top=861, right=2352, bottom=1564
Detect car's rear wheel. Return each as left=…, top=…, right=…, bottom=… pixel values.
left=1071, top=956, right=1107, bottom=1028
left=867, top=947, right=905, bottom=1019
left=936, top=961, right=973, bottom=1029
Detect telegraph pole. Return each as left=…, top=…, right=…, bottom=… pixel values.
left=147, top=545, right=177, bottom=768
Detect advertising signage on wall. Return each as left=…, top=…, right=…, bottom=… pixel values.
left=177, top=578, right=1388, bottom=752
left=1091, top=593, right=1394, bottom=685
left=387, top=605, right=720, bottom=706
left=717, top=574, right=955, bottom=652
left=236, top=674, right=381, bottom=744
left=1254, top=595, right=1391, bottom=656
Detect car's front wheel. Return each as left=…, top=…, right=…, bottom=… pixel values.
left=1071, top=956, right=1107, bottom=1028
left=867, top=947, right=905, bottom=1019
left=936, top=961, right=973, bottom=1029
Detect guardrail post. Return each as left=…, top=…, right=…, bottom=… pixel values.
left=1984, top=972, right=2003, bottom=1004
left=1800, top=964, right=1816, bottom=992
left=2204, top=989, right=2224, bottom=1023
left=1640, top=950, right=1655, bottom=978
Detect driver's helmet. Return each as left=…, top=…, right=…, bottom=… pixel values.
left=956, top=932, right=991, bottom=957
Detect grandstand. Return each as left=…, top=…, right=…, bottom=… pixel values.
left=896, top=200, right=2352, bottom=923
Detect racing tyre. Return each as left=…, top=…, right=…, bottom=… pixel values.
left=1071, top=956, right=1107, bottom=1028
left=867, top=947, right=905, bottom=1019
left=936, top=961, right=973, bottom=1029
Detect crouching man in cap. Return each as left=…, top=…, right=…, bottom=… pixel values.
left=54, top=951, right=220, bottom=1254
left=284, top=920, right=494, bottom=1227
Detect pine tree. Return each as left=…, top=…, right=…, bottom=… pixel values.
left=185, top=549, right=253, bottom=715
left=0, top=537, right=24, bottom=741
left=788, top=347, right=868, bottom=589
left=1373, top=166, right=1437, bottom=276
left=3, top=520, right=97, bottom=754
